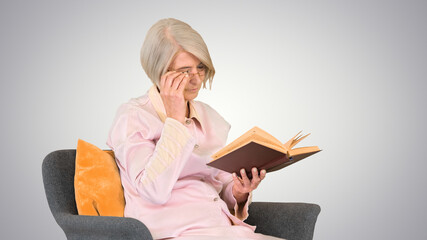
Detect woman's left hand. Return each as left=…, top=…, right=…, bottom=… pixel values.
left=232, top=168, right=266, bottom=204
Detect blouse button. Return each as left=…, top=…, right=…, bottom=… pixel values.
left=213, top=197, right=219, bottom=202
left=185, top=119, right=191, bottom=125
left=194, top=144, right=199, bottom=149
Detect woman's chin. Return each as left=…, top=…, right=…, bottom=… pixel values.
left=184, top=89, right=199, bottom=101
left=185, top=91, right=199, bottom=101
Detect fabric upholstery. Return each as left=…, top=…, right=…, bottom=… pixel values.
left=43, top=149, right=153, bottom=239
left=74, top=139, right=125, bottom=217
left=42, top=149, right=321, bottom=240
left=246, top=202, right=321, bottom=240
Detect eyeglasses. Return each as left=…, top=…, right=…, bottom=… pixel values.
left=172, top=65, right=206, bottom=78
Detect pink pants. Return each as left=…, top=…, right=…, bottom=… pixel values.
left=162, top=226, right=285, bottom=240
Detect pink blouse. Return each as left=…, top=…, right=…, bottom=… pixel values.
left=106, top=86, right=256, bottom=239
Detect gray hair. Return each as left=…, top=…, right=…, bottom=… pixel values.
left=140, top=18, right=215, bottom=88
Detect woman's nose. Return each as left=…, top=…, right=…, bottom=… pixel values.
left=188, top=70, right=202, bottom=82
left=188, top=76, right=201, bottom=86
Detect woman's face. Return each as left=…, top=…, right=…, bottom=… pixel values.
left=169, top=51, right=205, bottom=101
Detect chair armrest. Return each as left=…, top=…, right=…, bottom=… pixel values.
left=245, top=202, right=321, bottom=240
left=57, top=213, right=153, bottom=240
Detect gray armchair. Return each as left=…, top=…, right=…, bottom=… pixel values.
left=42, top=149, right=320, bottom=240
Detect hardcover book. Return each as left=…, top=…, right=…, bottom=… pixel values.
left=207, top=127, right=321, bottom=177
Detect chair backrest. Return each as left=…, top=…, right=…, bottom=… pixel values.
left=42, top=150, right=78, bottom=223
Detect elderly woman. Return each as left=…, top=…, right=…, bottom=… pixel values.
left=107, top=18, right=283, bottom=240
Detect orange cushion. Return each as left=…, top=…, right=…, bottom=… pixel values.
left=74, top=139, right=125, bottom=216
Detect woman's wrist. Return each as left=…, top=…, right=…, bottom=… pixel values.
left=232, top=186, right=249, bottom=205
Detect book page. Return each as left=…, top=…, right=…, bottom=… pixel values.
left=251, top=127, right=286, bottom=150
left=212, top=127, right=286, bottom=159
left=211, top=139, right=287, bottom=162
left=288, top=146, right=321, bottom=157
left=284, top=131, right=311, bottom=150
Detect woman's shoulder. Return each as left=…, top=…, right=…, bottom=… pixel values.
left=121, top=94, right=150, bottom=110
left=115, top=94, right=156, bottom=117
left=109, top=93, right=162, bottom=136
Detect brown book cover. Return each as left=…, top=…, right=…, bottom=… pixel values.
left=207, top=127, right=321, bottom=178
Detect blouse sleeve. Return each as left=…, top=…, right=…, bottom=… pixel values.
left=107, top=107, right=197, bottom=205
left=216, top=170, right=252, bottom=221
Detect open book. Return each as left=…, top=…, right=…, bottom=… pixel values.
left=207, top=127, right=321, bottom=177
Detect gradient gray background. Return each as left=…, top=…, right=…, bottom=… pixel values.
left=1, top=0, right=426, bottom=239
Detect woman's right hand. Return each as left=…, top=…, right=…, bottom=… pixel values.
left=158, top=71, right=190, bottom=124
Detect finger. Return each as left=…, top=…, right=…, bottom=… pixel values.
left=250, top=168, right=262, bottom=190
left=251, top=167, right=260, bottom=184
left=260, top=169, right=267, bottom=181
left=159, top=75, right=165, bottom=91
left=162, top=70, right=177, bottom=80
left=160, top=71, right=176, bottom=89
left=162, top=71, right=182, bottom=91
left=171, top=72, right=187, bottom=90
left=177, top=74, right=190, bottom=93
left=240, top=169, right=251, bottom=187
left=232, top=172, right=243, bottom=187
